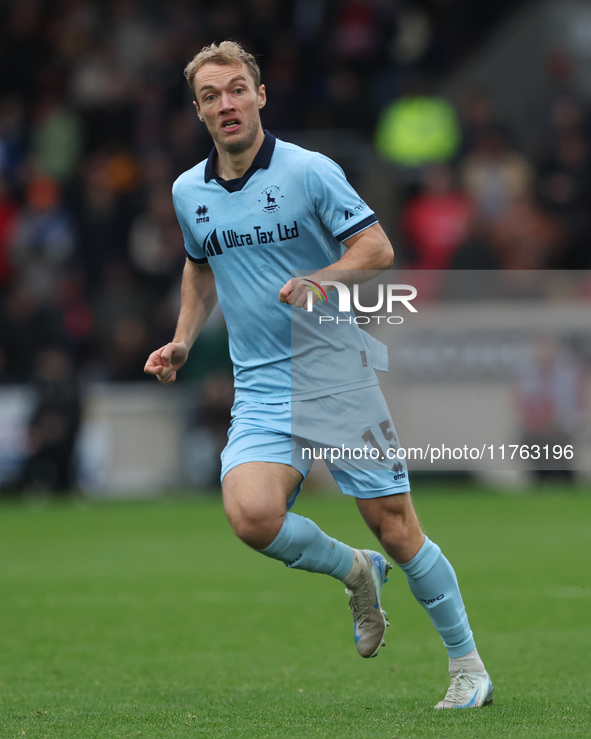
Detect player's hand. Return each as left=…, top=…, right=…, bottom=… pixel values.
left=144, top=342, right=189, bottom=384
left=278, top=277, right=323, bottom=309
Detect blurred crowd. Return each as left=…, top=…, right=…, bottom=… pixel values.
left=393, top=71, right=591, bottom=273
left=1, top=0, right=590, bottom=391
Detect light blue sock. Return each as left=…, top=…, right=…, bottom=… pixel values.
left=260, top=512, right=354, bottom=581
left=398, top=536, right=476, bottom=658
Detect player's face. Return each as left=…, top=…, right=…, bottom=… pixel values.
left=194, top=62, right=266, bottom=155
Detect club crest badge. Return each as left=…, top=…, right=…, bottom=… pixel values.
left=259, top=186, right=282, bottom=213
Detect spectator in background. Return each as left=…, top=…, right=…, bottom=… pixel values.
left=534, top=100, right=591, bottom=269
left=488, top=194, right=565, bottom=270
left=10, top=174, right=75, bottom=301
left=0, top=174, right=17, bottom=286
left=128, top=184, right=186, bottom=296
left=255, top=33, right=302, bottom=132
left=185, top=372, right=234, bottom=488
left=537, top=127, right=590, bottom=216
left=165, top=107, right=211, bottom=177
left=52, top=268, right=95, bottom=370
left=30, top=91, right=83, bottom=184
left=71, top=153, right=134, bottom=294
left=401, top=163, right=474, bottom=270
left=322, top=65, right=375, bottom=133
left=0, top=280, right=63, bottom=382
left=514, top=335, right=587, bottom=481
left=105, top=313, right=151, bottom=381
left=69, top=38, right=135, bottom=151
left=530, top=49, right=591, bottom=160
left=0, top=96, right=27, bottom=188
left=456, top=89, right=512, bottom=158
left=4, top=347, right=82, bottom=495
left=375, top=75, right=461, bottom=171
left=460, top=128, right=533, bottom=222
left=92, top=262, right=150, bottom=381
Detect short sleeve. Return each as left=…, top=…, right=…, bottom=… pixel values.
left=172, top=182, right=208, bottom=264
left=305, top=154, right=378, bottom=242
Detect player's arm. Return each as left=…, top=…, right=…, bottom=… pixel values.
left=144, top=259, right=217, bottom=384
left=279, top=222, right=394, bottom=307
left=320, top=221, right=394, bottom=274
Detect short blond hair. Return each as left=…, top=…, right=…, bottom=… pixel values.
left=184, top=40, right=261, bottom=102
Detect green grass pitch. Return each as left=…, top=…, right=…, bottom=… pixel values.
left=1, top=483, right=589, bottom=738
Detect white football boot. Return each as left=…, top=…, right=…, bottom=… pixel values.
left=434, top=669, right=494, bottom=709
left=345, top=549, right=392, bottom=658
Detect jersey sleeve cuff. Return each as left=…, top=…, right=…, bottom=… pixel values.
left=186, top=250, right=208, bottom=265
left=335, top=214, right=378, bottom=243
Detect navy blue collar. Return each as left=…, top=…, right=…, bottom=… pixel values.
left=204, top=130, right=276, bottom=192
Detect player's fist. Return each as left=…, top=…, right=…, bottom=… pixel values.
left=278, top=279, right=293, bottom=304
left=278, top=277, right=323, bottom=309
left=144, top=342, right=189, bottom=384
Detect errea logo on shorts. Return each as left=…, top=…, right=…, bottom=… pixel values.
left=304, top=281, right=418, bottom=324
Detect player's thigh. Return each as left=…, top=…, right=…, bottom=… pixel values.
left=222, top=461, right=303, bottom=524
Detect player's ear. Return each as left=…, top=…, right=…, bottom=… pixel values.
left=193, top=100, right=204, bottom=122
left=258, top=84, right=266, bottom=109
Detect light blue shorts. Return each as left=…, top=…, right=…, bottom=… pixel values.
left=220, top=385, right=410, bottom=509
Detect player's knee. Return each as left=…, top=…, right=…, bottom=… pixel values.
left=224, top=504, right=283, bottom=550
left=379, top=511, right=425, bottom=562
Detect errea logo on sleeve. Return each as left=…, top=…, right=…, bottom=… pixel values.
left=195, top=205, right=210, bottom=224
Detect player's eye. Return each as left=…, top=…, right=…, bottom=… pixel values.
left=234, top=87, right=244, bottom=94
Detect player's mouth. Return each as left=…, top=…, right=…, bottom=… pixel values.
left=221, top=118, right=241, bottom=132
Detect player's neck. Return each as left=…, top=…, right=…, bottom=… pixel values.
left=214, top=128, right=265, bottom=180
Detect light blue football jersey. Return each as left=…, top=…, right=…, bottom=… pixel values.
left=172, top=131, right=386, bottom=401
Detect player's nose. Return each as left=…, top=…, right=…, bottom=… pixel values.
left=219, top=92, right=235, bottom=111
